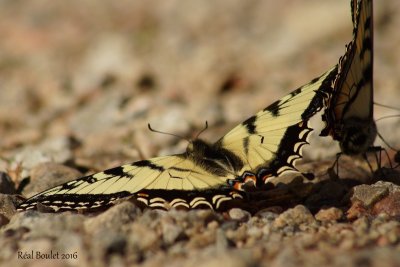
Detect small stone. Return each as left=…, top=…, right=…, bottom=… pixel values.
left=347, top=200, right=368, bottom=220
left=225, top=224, right=247, bottom=245
left=186, top=229, right=217, bottom=249
left=228, top=208, right=251, bottom=222
left=0, top=194, right=18, bottom=219
left=215, top=228, right=232, bottom=250
left=84, top=201, right=141, bottom=235
left=18, top=238, right=53, bottom=257
left=189, top=209, right=221, bottom=225
left=315, top=207, right=343, bottom=222
left=14, top=136, right=74, bottom=173
left=273, top=205, right=315, bottom=229
left=255, top=210, right=279, bottom=221
left=352, top=216, right=370, bottom=236
left=128, top=223, right=160, bottom=252
left=0, top=172, right=16, bottom=194
left=221, top=220, right=239, bottom=231
left=55, top=232, right=87, bottom=264
left=207, top=220, right=220, bottom=230
left=5, top=211, right=85, bottom=239
left=351, top=184, right=389, bottom=207
left=162, top=220, right=186, bottom=245
left=0, top=213, right=10, bottom=227
left=372, top=192, right=400, bottom=217
left=246, top=226, right=263, bottom=240
left=195, top=250, right=255, bottom=267
left=90, top=232, right=127, bottom=266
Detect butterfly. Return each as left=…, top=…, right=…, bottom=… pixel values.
left=17, top=67, right=337, bottom=212
left=17, top=69, right=337, bottom=212
left=17, top=69, right=338, bottom=212
left=320, top=0, right=376, bottom=156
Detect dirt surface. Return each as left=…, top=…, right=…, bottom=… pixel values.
left=1, top=1, right=400, bottom=266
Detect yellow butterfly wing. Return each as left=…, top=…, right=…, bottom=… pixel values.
left=217, top=67, right=338, bottom=184
left=17, top=155, right=243, bottom=212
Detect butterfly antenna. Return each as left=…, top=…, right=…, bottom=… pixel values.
left=374, top=114, right=400, bottom=152
left=376, top=131, right=397, bottom=152
left=375, top=114, right=400, bottom=122
left=195, top=121, right=208, bottom=139
left=147, top=123, right=190, bottom=142
left=374, top=102, right=400, bottom=112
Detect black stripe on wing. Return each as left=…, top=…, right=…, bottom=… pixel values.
left=256, top=121, right=312, bottom=185
left=261, top=67, right=337, bottom=122
left=132, top=160, right=165, bottom=172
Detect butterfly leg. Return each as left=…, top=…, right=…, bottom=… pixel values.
left=362, top=153, right=375, bottom=176
left=365, top=146, right=398, bottom=181
left=327, top=152, right=342, bottom=180
left=364, top=146, right=386, bottom=173
left=376, top=131, right=400, bottom=168
left=395, top=151, right=400, bottom=169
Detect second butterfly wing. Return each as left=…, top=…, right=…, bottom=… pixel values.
left=218, top=67, right=337, bottom=187
left=320, top=0, right=376, bottom=155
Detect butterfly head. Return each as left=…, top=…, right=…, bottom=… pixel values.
left=186, top=138, right=235, bottom=161
left=186, top=139, right=212, bottom=158
left=340, top=117, right=377, bottom=155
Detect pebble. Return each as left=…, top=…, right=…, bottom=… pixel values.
left=84, top=201, right=141, bottom=235
left=13, top=136, right=73, bottom=174
left=351, top=184, right=389, bottom=207
left=194, top=250, right=255, bottom=267
left=0, top=214, right=9, bottom=227
left=347, top=182, right=400, bottom=219
left=90, top=232, right=127, bottom=266
left=273, top=205, right=315, bottom=229
left=347, top=200, right=367, bottom=220
left=228, top=208, right=251, bottom=222
left=256, top=210, right=279, bottom=221
left=161, top=219, right=186, bottom=245
left=315, top=207, right=344, bottom=222
left=0, top=194, right=18, bottom=219
left=128, top=224, right=160, bottom=260
left=5, top=211, right=85, bottom=239
left=372, top=192, right=400, bottom=217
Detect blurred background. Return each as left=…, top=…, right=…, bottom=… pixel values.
left=0, top=0, right=399, bottom=175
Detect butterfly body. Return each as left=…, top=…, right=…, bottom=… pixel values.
left=184, top=139, right=244, bottom=178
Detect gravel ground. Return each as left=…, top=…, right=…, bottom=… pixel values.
left=1, top=1, right=400, bottom=266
